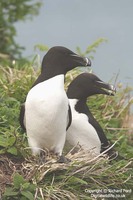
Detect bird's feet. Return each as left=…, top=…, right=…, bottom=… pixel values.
left=57, top=155, right=71, bottom=163
left=37, top=149, right=49, bottom=165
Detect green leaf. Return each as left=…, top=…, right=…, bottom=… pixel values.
left=7, top=146, right=18, bottom=155
left=0, top=135, right=7, bottom=147
left=68, top=176, right=88, bottom=185
left=28, top=184, right=36, bottom=192
left=22, top=182, right=30, bottom=190
left=3, top=187, right=18, bottom=197
left=13, top=173, right=25, bottom=189
left=21, top=191, right=34, bottom=200
left=0, top=149, right=6, bottom=154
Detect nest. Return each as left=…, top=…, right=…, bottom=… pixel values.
left=0, top=147, right=108, bottom=194
left=1, top=143, right=132, bottom=199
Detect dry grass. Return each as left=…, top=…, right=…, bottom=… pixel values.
left=1, top=146, right=133, bottom=199
left=0, top=65, right=133, bottom=199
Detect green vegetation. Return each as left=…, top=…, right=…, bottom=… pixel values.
left=0, top=48, right=133, bottom=199
left=0, top=0, right=42, bottom=62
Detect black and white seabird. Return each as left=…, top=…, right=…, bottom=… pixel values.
left=19, top=46, right=91, bottom=161
left=66, top=72, right=116, bottom=156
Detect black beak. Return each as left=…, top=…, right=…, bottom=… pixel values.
left=71, top=54, right=91, bottom=67
left=84, top=57, right=91, bottom=66
left=95, top=80, right=116, bottom=96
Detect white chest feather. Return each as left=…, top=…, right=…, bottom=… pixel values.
left=66, top=99, right=101, bottom=155
left=25, top=75, right=68, bottom=155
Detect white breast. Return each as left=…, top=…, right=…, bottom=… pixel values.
left=25, top=74, right=68, bottom=156
left=66, top=99, right=101, bottom=155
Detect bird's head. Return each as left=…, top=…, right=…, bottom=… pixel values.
left=41, top=46, right=91, bottom=75
left=67, top=72, right=116, bottom=100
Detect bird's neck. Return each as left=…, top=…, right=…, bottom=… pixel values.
left=41, top=63, right=67, bottom=80
left=75, top=98, right=88, bottom=114
left=69, top=98, right=88, bottom=115
left=32, top=69, right=65, bottom=87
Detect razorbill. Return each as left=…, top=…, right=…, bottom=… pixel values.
left=19, top=46, right=91, bottom=162
left=66, top=72, right=116, bottom=156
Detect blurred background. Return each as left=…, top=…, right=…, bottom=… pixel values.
left=14, top=0, right=133, bottom=86
left=1, top=0, right=133, bottom=86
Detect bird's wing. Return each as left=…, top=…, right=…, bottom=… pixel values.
left=87, top=109, right=110, bottom=150
left=66, top=104, right=72, bottom=131
left=19, top=103, right=26, bottom=131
